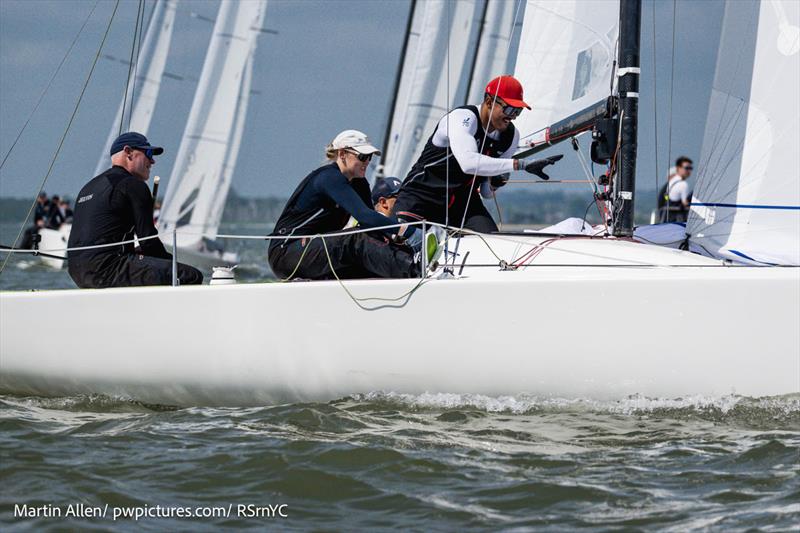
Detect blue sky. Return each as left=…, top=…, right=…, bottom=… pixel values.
left=0, top=0, right=724, bottom=205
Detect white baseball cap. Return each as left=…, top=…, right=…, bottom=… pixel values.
left=330, top=129, right=381, bottom=156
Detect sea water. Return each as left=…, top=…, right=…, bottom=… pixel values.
left=1, top=223, right=798, bottom=531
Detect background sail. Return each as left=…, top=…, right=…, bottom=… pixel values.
left=379, top=0, right=483, bottom=180
left=512, top=0, right=619, bottom=145
left=94, top=0, right=178, bottom=176
left=466, top=0, right=523, bottom=103
left=160, top=0, right=266, bottom=249
left=688, top=0, right=799, bottom=265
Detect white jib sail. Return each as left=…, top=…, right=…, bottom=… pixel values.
left=512, top=0, right=619, bottom=147
left=688, top=0, right=799, bottom=265
left=160, top=0, right=266, bottom=249
left=380, top=0, right=483, bottom=180
left=94, top=0, right=179, bottom=176
left=466, top=0, right=522, bottom=103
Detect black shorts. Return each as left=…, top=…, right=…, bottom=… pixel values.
left=69, top=253, right=203, bottom=288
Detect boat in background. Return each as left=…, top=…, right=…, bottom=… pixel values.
left=158, top=0, right=266, bottom=271
left=36, top=223, right=71, bottom=270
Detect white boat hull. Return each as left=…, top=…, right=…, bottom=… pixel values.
left=2, top=236, right=798, bottom=406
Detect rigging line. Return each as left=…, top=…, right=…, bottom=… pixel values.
left=129, top=0, right=147, bottom=131
left=665, top=0, right=677, bottom=179
left=320, top=237, right=428, bottom=307
left=444, top=0, right=451, bottom=269
left=120, top=0, right=144, bottom=135
left=451, top=0, right=524, bottom=270
left=0, top=0, right=101, bottom=172
left=492, top=189, right=503, bottom=230
left=0, top=0, right=122, bottom=277
left=651, top=0, right=661, bottom=214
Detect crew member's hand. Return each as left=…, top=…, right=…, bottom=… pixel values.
left=490, top=173, right=510, bottom=189
left=521, top=154, right=564, bottom=180
left=393, top=223, right=416, bottom=243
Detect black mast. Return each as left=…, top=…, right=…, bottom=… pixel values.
left=379, top=0, right=418, bottom=173
left=613, top=0, right=641, bottom=236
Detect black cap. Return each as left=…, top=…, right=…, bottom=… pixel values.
left=109, top=132, right=164, bottom=157
left=371, top=177, right=402, bottom=205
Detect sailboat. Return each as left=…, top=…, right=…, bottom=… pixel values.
left=1, top=0, right=797, bottom=406
left=158, top=0, right=266, bottom=270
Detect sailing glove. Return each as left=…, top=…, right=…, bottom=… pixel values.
left=490, top=173, right=511, bottom=189
left=519, top=154, right=564, bottom=180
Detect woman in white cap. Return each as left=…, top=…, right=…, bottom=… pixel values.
left=268, top=129, right=427, bottom=280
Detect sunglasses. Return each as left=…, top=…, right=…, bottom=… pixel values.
left=132, top=147, right=155, bottom=162
left=488, top=95, right=524, bottom=118
left=346, top=149, right=372, bottom=162
left=682, top=165, right=693, bottom=170
left=500, top=104, right=523, bottom=118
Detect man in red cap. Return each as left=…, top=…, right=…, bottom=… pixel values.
left=393, top=75, right=562, bottom=233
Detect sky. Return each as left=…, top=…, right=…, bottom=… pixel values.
left=0, top=0, right=724, bottom=210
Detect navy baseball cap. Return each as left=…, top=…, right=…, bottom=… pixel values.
left=371, top=177, right=402, bottom=205
left=109, top=132, right=164, bottom=157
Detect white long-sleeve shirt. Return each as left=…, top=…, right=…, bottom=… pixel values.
left=432, top=108, right=519, bottom=177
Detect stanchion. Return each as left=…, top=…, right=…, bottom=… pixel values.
left=172, top=228, right=178, bottom=286
left=421, top=221, right=427, bottom=277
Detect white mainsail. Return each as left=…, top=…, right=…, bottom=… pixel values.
left=688, top=0, right=800, bottom=265
left=94, top=0, right=178, bottom=175
left=466, top=0, right=523, bottom=103
left=379, top=0, right=484, bottom=180
left=160, top=0, right=266, bottom=249
left=512, top=0, right=619, bottom=146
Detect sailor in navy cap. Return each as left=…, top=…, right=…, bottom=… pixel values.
left=371, top=176, right=402, bottom=216
left=67, top=132, right=202, bottom=288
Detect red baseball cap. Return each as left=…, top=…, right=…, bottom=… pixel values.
left=484, top=75, right=531, bottom=109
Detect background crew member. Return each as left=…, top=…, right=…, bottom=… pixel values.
left=67, top=132, right=202, bottom=288
left=371, top=177, right=402, bottom=216
left=658, top=156, right=693, bottom=223
left=393, top=75, right=563, bottom=233
left=268, top=130, right=429, bottom=280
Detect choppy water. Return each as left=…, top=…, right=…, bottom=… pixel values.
left=1, top=393, right=799, bottom=531
left=2, top=223, right=800, bottom=531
